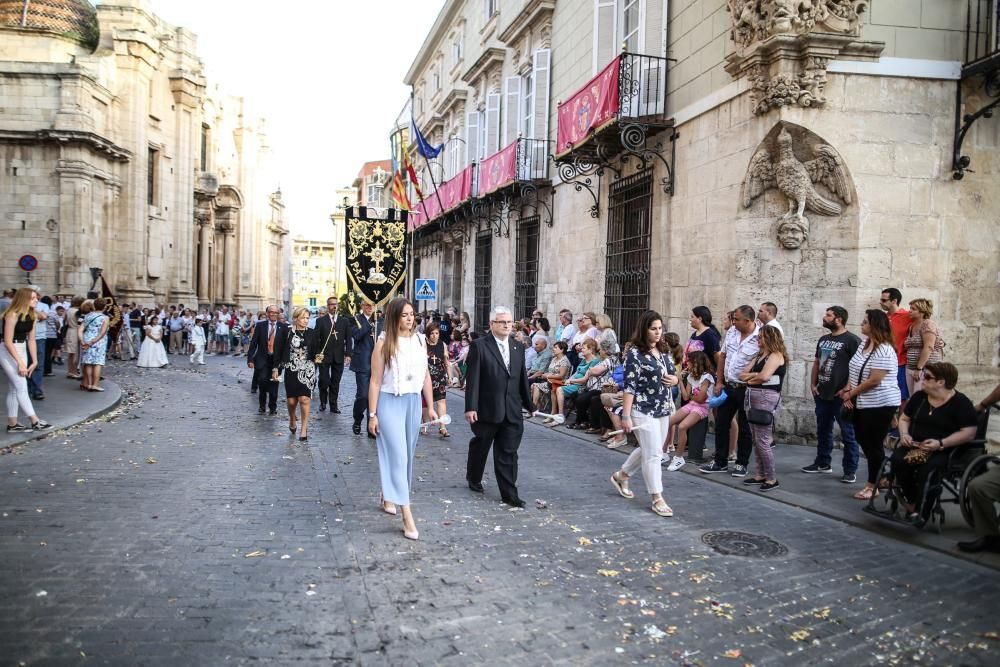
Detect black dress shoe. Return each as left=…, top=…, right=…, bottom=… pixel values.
left=269, top=409, right=277, bottom=416
left=251, top=388, right=257, bottom=394
left=319, top=404, right=326, bottom=412
left=352, top=422, right=361, bottom=435
left=332, top=406, right=341, bottom=414
left=958, top=536, right=1000, bottom=553
left=258, top=407, right=266, bottom=415
left=501, top=496, right=526, bottom=508
left=467, top=480, right=484, bottom=493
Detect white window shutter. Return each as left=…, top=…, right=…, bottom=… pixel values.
left=485, top=92, right=501, bottom=155
left=642, top=0, right=665, bottom=57
left=531, top=49, right=552, bottom=178
left=465, top=111, right=480, bottom=165
left=503, top=76, right=522, bottom=146
left=594, top=0, right=618, bottom=74
left=531, top=49, right=551, bottom=141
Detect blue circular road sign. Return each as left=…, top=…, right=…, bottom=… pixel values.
left=18, top=254, right=38, bottom=272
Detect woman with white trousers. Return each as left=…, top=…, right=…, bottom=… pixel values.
left=610, top=310, right=678, bottom=517
left=1, top=287, right=52, bottom=433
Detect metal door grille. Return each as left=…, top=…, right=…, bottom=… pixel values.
left=474, top=232, right=493, bottom=332
left=514, top=215, right=540, bottom=320
left=605, top=169, right=652, bottom=340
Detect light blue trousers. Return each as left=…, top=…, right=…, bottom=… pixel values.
left=376, top=392, right=421, bottom=506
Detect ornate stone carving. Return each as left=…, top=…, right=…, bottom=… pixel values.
left=727, top=1, right=867, bottom=48
left=725, top=1, right=881, bottom=115
left=741, top=123, right=854, bottom=249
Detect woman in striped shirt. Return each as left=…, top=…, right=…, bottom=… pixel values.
left=839, top=309, right=901, bottom=500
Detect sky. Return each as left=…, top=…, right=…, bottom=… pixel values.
left=152, top=0, right=444, bottom=237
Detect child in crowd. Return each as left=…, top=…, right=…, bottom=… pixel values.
left=189, top=315, right=207, bottom=365
left=662, top=350, right=715, bottom=471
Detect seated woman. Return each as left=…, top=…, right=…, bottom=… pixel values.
left=531, top=340, right=571, bottom=414
left=548, top=338, right=600, bottom=427
left=891, top=361, right=978, bottom=522
left=569, top=338, right=616, bottom=430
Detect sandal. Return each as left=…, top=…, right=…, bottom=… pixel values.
left=606, top=436, right=627, bottom=448
left=853, top=487, right=878, bottom=500
left=439, top=427, right=450, bottom=438
left=584, top=427, right=603, bottom=434
left=598, top=432, right=613, bottom=442
left=610, top=472, right=634, bottom=499
left=420, top=426, right=428, bottom=436
left=651, top=500, right=674, bottom=517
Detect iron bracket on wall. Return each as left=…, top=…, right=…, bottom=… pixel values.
left=618, top=123, right=678, bottom=195
left=953, top=69, right=1000, bottom=180
left=513, top=182, right=554, bottom=228
left=552, top=156, right=605, bottom=218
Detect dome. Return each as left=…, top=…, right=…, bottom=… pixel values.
left=0, top=0, right=99, bottom=49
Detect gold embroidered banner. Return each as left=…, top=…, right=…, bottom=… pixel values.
left=344, top=206, right=408, bottom=306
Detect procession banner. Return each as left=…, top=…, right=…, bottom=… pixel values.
left=477, top=140, right=518, bottom=197
left=556, top=55, right=621, bottom=156
left=344, top=206, right=409, bottom=306
left=408, top=164, right=474, bottom=231
left=89, top=274, right=123, bottom=344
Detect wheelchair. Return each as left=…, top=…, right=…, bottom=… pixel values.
left=864, top=406, right=996, bottom=532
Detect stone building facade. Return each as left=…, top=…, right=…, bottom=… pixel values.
left=401, top=0, right=1000, bottom=437
left=0, top=0, right=287, bottom=311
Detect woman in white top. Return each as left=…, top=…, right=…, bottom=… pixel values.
left=839, top=309, right=901, bottom=500
left=369, top=298, right=437, bottom=541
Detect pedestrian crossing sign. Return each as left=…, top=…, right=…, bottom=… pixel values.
left=415, top=278, right=436, bottom=301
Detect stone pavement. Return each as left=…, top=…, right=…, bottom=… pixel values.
left=0, top=366, right=122, bottom=450
left=548, top=419, right=1000, bottom=570
left=1, top=355, right=998, bottom=665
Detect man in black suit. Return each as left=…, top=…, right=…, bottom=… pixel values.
left=247, top=305, right=287, bottom=415
left=313, top=295, right=353, bottom=413
left=348, top=299, right=382, bottom=436
left=464, top=306, right=535, bottom=507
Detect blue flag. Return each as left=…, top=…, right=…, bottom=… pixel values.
left=411, top=118, right=443, bottom=159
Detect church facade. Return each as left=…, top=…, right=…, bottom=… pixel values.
left=0, top=0, right=287, bottom=311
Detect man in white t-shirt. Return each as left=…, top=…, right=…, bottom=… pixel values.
left=757, top=302, right=784, bottom=336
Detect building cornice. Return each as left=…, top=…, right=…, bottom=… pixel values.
left=434, top=87, right=468, bottom=117
left=0, top=128, right=131, bottom=161
left=498, top=0, right=555, bottom=46
left=461, top=47, right=505, bottom=85
left=404, top=0, right=465, bottom=85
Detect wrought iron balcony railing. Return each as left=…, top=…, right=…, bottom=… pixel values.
left=555, top=52, right=671, bottom=161
left=965, top=0, right=1000, bottom=75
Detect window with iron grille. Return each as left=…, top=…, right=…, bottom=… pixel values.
left=604, top=168, right=652, bottom=340
left=474, top=232, right=493, bottom=332
left=514, top=215, right=540, bottom=320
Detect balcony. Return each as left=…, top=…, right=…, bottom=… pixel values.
left=408, top=164, right=476, bottom=232
left=555, top=52, right=671, bottom=161
left=477, top=137, right=551, bottom=197
left=554, top=52, right=676, bottom=210
left=954, top=0, right=1000, bottom=179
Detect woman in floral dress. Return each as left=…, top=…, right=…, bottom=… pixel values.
left=80, top=298, right=110, bottom=392
left=423, top=322, right=450, bottom=437
left=274, top=307, right=319, bottom=441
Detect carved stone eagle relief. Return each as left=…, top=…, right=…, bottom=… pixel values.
left=741, top=124, right=853, bottom=249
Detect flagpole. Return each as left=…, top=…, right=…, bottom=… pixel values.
left=410, top=92, right=447, bottom=220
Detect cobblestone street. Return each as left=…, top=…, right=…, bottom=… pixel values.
left=1, top=357, right=998, bottom=666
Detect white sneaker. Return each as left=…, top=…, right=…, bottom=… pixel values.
left=667, top=456, right=686, bottom=472
left=660, top=453, right=670, bottom=464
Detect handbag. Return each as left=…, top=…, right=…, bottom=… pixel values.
left=747, top=407, right=773, bottom=426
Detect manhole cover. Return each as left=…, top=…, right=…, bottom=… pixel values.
left=701, top=531, right=788, bottom=558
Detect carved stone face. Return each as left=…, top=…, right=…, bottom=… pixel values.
left=777, top=218, right=808, bottom=249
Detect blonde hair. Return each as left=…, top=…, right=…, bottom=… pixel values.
left=292, top=306, right=310, bottom=322
left=2, top=287, right=38, bottom=322
left=909, top=298, right=933, bottom=318
left=596, top=313, right=613, bottom=329
left=758, top=325, right=788, bottom=361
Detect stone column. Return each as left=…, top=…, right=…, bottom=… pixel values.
left=197, top=219, right=212, bottom=303
left=222, top=227, right=236, bottom=305
left=169, top=68, right=206, bottom=304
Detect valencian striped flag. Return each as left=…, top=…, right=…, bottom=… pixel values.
left=390, top=129, right=423, bottom=210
